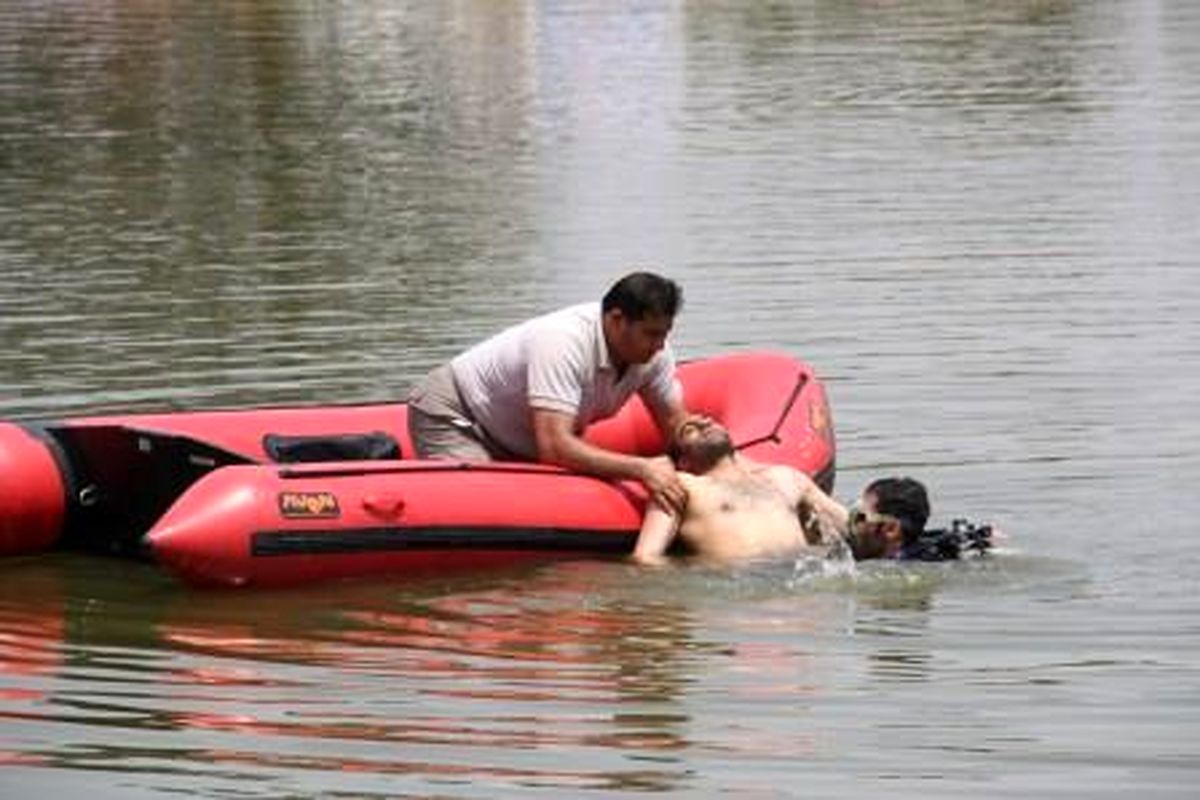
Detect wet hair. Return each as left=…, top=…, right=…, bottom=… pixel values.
left=864, top=477, right=930, bottom=546
left=602, top=271, right=682, bottom=321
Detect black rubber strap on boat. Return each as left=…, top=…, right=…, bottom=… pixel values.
left=734, top=372, right=808, bottom=450
left=251, top=525, right=638, bottom=557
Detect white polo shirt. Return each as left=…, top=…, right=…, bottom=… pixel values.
left=450, top=302, right=681, bottom=459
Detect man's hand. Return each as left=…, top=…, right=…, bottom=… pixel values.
left=640, top=455, right=686, bottom=514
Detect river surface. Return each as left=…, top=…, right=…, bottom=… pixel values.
left=2, top=1, right=1199, bottom=797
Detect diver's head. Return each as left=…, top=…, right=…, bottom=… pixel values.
left=669, top=415, right=735, bottom=474
left=845, top=477, right=930, bottom=559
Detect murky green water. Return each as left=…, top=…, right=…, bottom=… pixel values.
left=2, top=1, right=1199, bottom=797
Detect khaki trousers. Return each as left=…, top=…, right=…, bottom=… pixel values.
left=406, top=365, right=511, bottom=461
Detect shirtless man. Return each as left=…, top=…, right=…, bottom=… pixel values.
left=631, top=415, right=930, bottom=565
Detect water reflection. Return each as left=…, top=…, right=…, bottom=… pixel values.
left=159, top=568, right=703, bottom=792
left=0, top=558, right=712, bottom=790
left=0, top=552, right=966, bottom=792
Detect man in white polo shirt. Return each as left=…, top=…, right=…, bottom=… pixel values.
left=407, top=271, right=690, bottom=511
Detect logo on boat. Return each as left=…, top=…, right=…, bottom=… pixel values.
left=278, top=491, right=341, bottom=519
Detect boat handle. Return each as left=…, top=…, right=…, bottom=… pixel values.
left=362, top=494, right=406, bottom=518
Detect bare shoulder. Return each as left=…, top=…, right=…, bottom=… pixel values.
left=678, top=471, right=722, bottom=498
left=760, top=464, right=807, bottom=498
left=738, top=458, right=794, bottom=478
left=755, top=462, right=797, bottom=482
left=677, top=471, right=722, bottom=509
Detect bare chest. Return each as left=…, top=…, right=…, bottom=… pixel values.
left=677, top=471, right=805, bottom=561
left=694, top=471, right=791, bottom=515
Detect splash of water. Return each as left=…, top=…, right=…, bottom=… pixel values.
left=789, top=532, right=858, bottom=586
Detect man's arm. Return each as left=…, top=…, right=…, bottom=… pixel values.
left=640, top=353, right=689, bottom=454
left=531, top=409, right=686, bottom=512
left=652, top=400, right=689, bottom=453
left=631, top=503, right=681, bottom=566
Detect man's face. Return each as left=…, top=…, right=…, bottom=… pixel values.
left=604, top=310, right=673, bottom=368
left=673, top=415, right=734, bottom=472
left=848, top=491, right=904, bottom=559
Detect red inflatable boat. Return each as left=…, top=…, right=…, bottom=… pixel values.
left=0, top=352, right=835, bottom=588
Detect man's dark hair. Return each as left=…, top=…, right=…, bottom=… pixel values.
left=602, top=271, right=682, bottom=321
left=865, top=477, right=930, bottom=546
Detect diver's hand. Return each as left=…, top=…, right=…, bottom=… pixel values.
left=640, top=456, right=686, bottom=514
